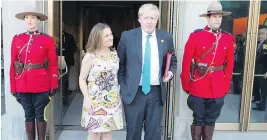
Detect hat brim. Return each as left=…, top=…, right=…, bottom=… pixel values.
left=199, top=11, right=231, bottom=17
left=15, top=12, right=48, bottom=21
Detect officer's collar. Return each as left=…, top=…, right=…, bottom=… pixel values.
left=204, top=25, right=220, bottom=34
left=26, top=30, right=40, bottom=35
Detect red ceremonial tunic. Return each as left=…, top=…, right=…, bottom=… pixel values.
left=9, top=31, right=58, bottom=93
left=180, top=26, right=234, bottom=98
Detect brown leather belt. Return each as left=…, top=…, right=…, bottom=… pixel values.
left=208, top=66, right=224, bottom=72
left=24, top=63, right=46, bottom=70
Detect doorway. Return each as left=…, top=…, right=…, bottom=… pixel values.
left=45, top=1, right=175, bottom=140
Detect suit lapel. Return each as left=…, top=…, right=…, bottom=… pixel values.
left=156, top=30, right=164, bottom=67
left=133, top=28, right=143, bottom=63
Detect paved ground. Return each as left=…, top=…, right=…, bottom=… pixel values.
left=58, top=130, right=267, bottom=140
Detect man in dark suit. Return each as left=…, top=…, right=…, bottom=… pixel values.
left=62, top=23, right=77, bottom=104
left=253, top=25, right=267, bottom=111
left=117, top=3, right=177, bottom=140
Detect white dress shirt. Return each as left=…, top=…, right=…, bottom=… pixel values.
left=139, top=29, right=160, bottom=85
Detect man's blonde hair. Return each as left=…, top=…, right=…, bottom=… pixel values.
left=138, top=4, right=160, bottom=19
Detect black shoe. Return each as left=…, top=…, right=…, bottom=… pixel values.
left=252, top=99, right=261, bottom=103
left=252, top=107, right=265, bottom=111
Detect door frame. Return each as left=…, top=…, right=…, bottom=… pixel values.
left=47, top=0, right=64, bottom=139
left=45, top=0, right=177, bottom=139
left=46, top=0, right=267, bottom=139
left=241, top=0, right=267, bottom=131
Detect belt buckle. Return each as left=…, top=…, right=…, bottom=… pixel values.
left=210, top=66, right=214, bottom=73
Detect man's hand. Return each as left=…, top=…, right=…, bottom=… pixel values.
left=49, top=89, right=57, bottom=96
left=163, top=71, right=173, bottom=82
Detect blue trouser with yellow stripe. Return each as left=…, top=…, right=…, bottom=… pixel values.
left=16, top=92, right=50, bottom=122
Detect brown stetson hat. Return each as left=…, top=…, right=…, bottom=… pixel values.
left=15, top=6, right=48, bottom=21
left=199, top=1, right=231, bottom=17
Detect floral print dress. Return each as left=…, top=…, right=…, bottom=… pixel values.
left=81, top=51, right=123, bottom=132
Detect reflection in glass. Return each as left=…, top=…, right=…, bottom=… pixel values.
left=217, top=1, right=250, bottom=123
left=250, top=1, right=267, bottom=123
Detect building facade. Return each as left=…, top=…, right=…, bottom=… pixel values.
left=1, top=0, right=267, bottom=140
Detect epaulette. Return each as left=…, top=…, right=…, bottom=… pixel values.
left=40, top=32, right=50, bottom=37
left=193, top=29, right=203, bottom=33
left=14, top=32, right=26, bottom=37
left=221, top=30, right=232, bottom=35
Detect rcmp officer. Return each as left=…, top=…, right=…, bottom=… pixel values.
left=253, top=25, right=267, bottom=111
left=9, top=6, right=58, bottom=140
left=180, top=1, right=234, bottom=140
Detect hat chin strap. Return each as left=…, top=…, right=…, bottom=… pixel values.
left=207, top=25, right=220, bottom=33
left=207, top=24, right=219, bottom=30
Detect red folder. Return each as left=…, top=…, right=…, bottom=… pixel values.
left=164, top=50, right=174, bottom=77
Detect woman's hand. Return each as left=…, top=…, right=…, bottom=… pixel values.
left=84, top=97, right=94, bottom=115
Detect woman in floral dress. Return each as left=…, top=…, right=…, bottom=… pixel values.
left=79, top=23, right=123, bottom=140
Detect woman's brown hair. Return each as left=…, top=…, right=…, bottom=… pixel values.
left=85, top=23, right=110, bottom=53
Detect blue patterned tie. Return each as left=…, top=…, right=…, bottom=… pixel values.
left=142, top=34, right=152, bottom=94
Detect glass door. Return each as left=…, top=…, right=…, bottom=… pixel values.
left=213, top=0, right=253, bottom=130
left=247, top=0, right=267, bottom=131
left=159, top=0, right=175, bottom=140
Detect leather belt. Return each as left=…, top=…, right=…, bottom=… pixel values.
left=208, top=66, right=224, bottom=72
left=24, top=63, right=46, bottom=70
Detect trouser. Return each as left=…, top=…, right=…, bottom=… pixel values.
left=233, top=62, right=242, bottom=93
left=258, top=77, right=267, bottom=109
left=188, top=95, right=224, bottom=140
left=187, top=95, right=225, bottom=126
left=16, top=92, right=50, bottom=122
left=16, top=92, right=50, bottom=140
left=124, top=86, right=163, bottom=140
left=253, top=76, right=261, bottom=101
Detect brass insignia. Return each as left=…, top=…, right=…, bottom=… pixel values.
left=263, top=44, right=267, bottom=50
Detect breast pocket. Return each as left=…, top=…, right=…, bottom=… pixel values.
left=31, top=44, right=47, bottom=58
left=216, top=44, right=228, bottom=58
left=196, top=44, right=209, bottom=55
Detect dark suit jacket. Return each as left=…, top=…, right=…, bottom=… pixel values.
left=118, top=27, right=177, bottom=104
left=62, top=31, right=77, bottom=66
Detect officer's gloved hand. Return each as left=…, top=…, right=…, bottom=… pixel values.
left=49, top=89, right=57, bottom=96
left=11, top=92, right=17, bottom=98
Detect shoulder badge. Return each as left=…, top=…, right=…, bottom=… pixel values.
left=40, top=32, right=50, bottom=37
left=193, top=29, right=203, bottom=33
left=14, top=32, right=26, bottom=37
left=221, top=30, right=232, bottom=35
left=263, top=44, right=267, bottom=50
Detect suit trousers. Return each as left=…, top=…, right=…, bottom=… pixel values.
left=258, top=77, right=267, bottom=110
left=16, top=92, right=50, bottom=122
left=187, top=94, right=225, bottom=126
left=124, top=86, right=163, bottom=140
